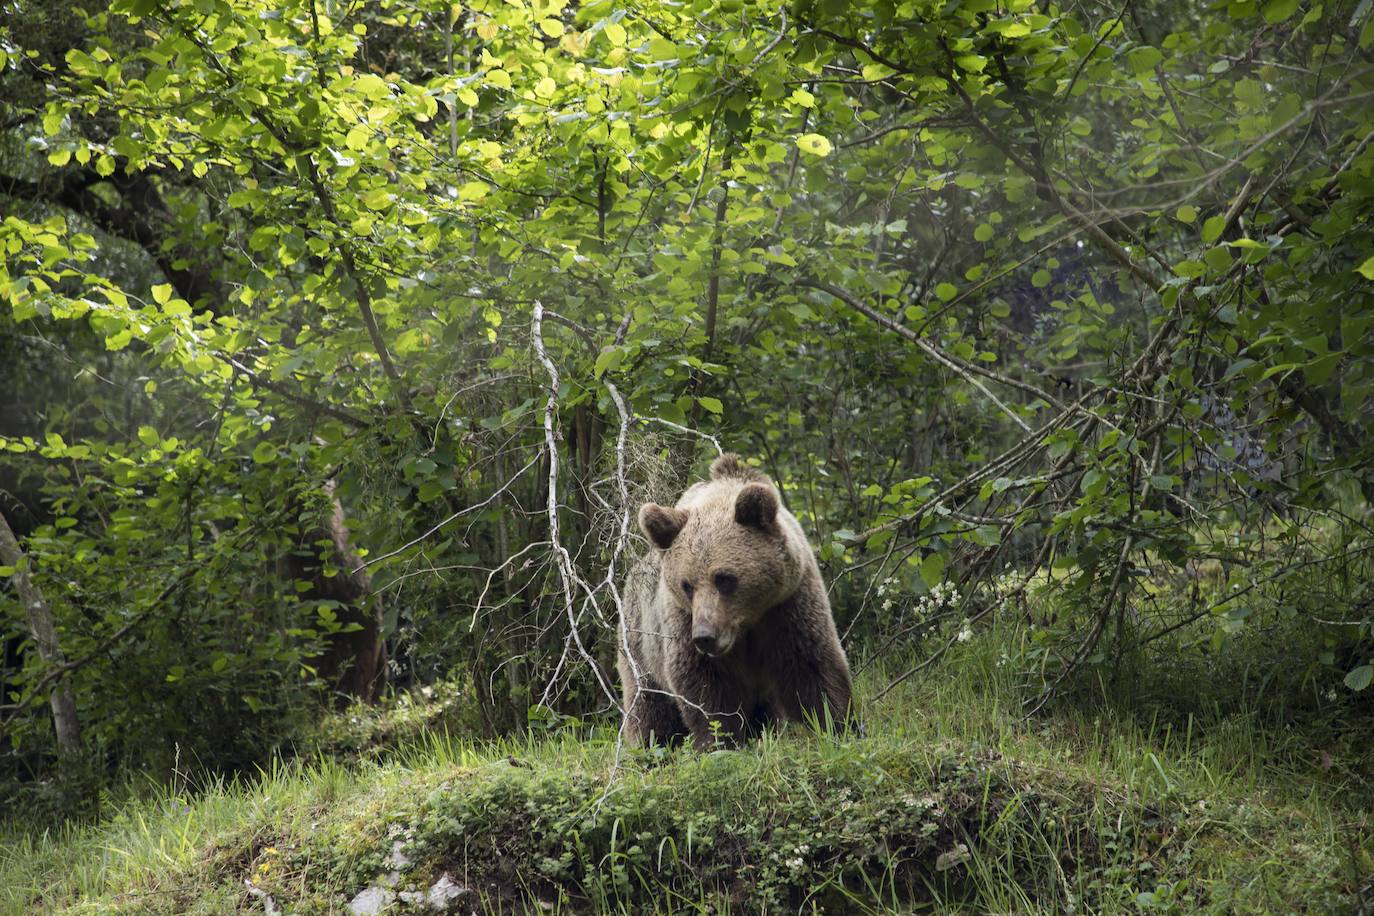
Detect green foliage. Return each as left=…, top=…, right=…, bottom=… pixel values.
left=1, top=0, right=1372, bottom=807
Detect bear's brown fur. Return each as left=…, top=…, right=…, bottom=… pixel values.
left=619, top=454, right=853, bottom=748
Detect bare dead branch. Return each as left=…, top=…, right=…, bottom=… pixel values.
left=532, top=301, right=620, bottom=708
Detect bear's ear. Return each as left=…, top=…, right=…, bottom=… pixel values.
left=639, top=503, right=689, bottom=550
left=734, top=483, right=779, bottom=529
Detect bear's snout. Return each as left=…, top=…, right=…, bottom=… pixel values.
left=692, top=615, right=736, bottom=657
left=692, top=628, right=721, bottom=657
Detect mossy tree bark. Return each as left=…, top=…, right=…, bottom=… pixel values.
left=0, top=509, right=82, bottom=762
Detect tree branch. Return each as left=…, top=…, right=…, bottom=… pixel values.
left=1, top=169, right=221, bottom=309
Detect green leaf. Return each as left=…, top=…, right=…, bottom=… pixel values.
left=137, top=425, right=159, bottom=446
left=1345, top=664, right=1373, bottom=692
left=353, top=73, right=390, bottom=99
left=857, top=62, right=901, bottom=80
left=1203, top=246, right=1232, bottom=272
left=795, top=133, right=833, bottom=157
left=458, top=181, right=489, bottom=201
left=1262, top=0, right=1299, bottom=23
left=1223, top=358, right=1256, bottom=379
left=1201, top=215, right=1226, bottom=243
left=249, top=226, right=276, bottom=252
left=861, top=63, right=896, bottom=81
left=919, top=552, right=945, bottom=590
left=1234, top=78, right=1265, bottom=108
left=43, top=104, right=66, bottom=136
left=362, top=188, right=392, bottom=210
left=935, top=282, right=958, bottom=301
left=1356, top=255, right=1374, bottom=280
left=970, top=525, right=1001, bottom=547
left=603, top=21, right=626, bottom=46
left=1174, top=205, right=1198, bottom=223
left=593, top=347, right=622, bottom=378
left=697, top=396, right=723, bottom=415
left=112, top=135, right=142, bottom=160
left=252, top=441, right=278, bottom=464
left=151, top=283, right=173, bottom=305
left=973, top=224, right=993, bottom=242
left=1127, top=46, right=1163, bottom=74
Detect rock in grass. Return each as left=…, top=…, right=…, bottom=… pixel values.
left=346, top=885, right=394, bottom=915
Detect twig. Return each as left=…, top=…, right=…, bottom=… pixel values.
left=643, top=416, right=725, bottom=455
left=226, top=356, right=371, bottom=428
left=1061, top=0, right=1131, bottom=101
left=800, top=279, right=1061, bottom=419
left=357, top=452, right=541, bottom=571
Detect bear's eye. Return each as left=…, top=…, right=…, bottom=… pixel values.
left=713, top=572, right=738, bottom=595
left=681, top=580, right=694, bottom=597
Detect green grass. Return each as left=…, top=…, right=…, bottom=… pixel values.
left=2, top=632, right=1370, bottom=914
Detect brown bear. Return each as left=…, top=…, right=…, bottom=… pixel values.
left=619, top=454, right=853, bottom=749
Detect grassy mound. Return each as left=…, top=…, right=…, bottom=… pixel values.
left=4, top=638, right=1369, bottom=914
left=0, top=737, right=1149, bottom=913
left=344, top=739, right=1137, bottom=913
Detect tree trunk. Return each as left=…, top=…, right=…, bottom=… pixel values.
left=0, top=509, right=83, bottom=760
left=284, top=483, right=387, bottom=705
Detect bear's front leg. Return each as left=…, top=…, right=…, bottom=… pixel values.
left=777, top=650, right=855, bottom=734
left=669, top=677, right=752, bottom=750
left=622, top=674, right=689, bottom=746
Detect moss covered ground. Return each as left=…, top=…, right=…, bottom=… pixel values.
left=3, top=626, right=1370, bottom=914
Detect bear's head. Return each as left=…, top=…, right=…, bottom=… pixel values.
left=638, top=479, right=803, bottom=659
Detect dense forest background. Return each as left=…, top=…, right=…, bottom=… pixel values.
left=2, top=0, right=1372, bottom=846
